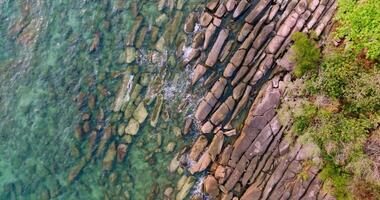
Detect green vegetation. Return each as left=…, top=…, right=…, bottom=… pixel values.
left=291, top=32, right=321, bottom=77
left=336, top=0, right=380, bottom=60
left=288, top=0, right=380, bottom=199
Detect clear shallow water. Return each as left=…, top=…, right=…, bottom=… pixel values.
left=0, top=0, right=205, bottom=199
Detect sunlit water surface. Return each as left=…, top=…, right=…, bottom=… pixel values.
left=0, top=0, right=206, bottom=199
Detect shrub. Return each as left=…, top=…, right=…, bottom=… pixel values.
left=291, top=32, right=321, bottom=77
left=319, top=52, right=357, bottom=98
left=293, top=104, right=317, bottom=135
left=320, top=162, right=352, bottom=200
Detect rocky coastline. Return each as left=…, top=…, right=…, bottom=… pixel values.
left=170, top=0, right=337, bottom=199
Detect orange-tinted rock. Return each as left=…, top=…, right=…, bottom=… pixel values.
left=214, top=4, right=226, bottom=18
left=210, top=103, right=230, bottom=125
left=195, top=100, right=213, bottom=121
left=233, top=0, right=248, bottom=19
left=245, top=0, right=271, bottom=23
left=226, top=0, right=238, bottom=12
left=200, top=12, right=213, bottom=27
left=211, top=77, right=227, bottom=99
left=201, top=121, right=214, bottom=134
left=189, top=135, right=208, bottom=161
left=117, top=144, right=128, bottom=162
left=192, top=64, right=207, bottom=85
left=204, top=23, right=217, bottom=49
left=206, top=0, right=219, bottom=11
left=203, top=175, right=220, bottom=197
left=208, top=132, right=224, bottom=161
left=205, top=29, right=229, bottom=67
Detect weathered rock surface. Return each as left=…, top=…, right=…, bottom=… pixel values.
left=179, top=0, right=338, bottom=198
left=205, top=29, right=229, bottom=67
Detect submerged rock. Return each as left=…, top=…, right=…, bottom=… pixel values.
left=113, top=73, right=133, bottom=112
left=117, top=144, right=128, bottom=162
left=125, top=118, right=140, bottom=135
left=183, top=117, right=193, bottom=135
left=89, top=32, right=100, bottom=52
left=169, top=153, right=180, bottom=173
left=189, top=135, right=208, bottom=161
left=150, top=94, right=163, bottom=127
left=164, top=187, right=174, bottom=198
left=96, top=126, right=113, bottom=158
left=67, top=158, right=86, bottom=184
left=103, top=142, right=116, bottom=171
left=173, top=126, right=182, bottom=137
left=203, top=175, right=219, bottom=198
left=125, top=47, right=137, bottom=64
left=165, top=142, right=176, bottom=153
left=86, top=131, right=98, bottom=160
left=133, top=102, right=148, bottom=124
left=184, top=13, right=197, bottom=33
left=176, top=176, right=195, bottom=200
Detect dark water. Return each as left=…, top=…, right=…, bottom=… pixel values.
left=0, top=0, right=205, bottom=199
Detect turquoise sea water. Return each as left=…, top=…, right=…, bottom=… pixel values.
left=0, top=0, right=205, bottom=199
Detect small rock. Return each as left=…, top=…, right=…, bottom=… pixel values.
left=206, top=0, right=219, bottom=11
left=125, top=47, right=136, bottom=64
left=177, top=0, right=185, bottom=9
left=168, top=153, right=180, bottom=173
left=151, top=94, right=163, bottom=127
left=200, top=12, right=213, bottom=27
left=176, top=176, right=195, bottom=200
left=192, top=64, right=207, bottom=85
left=103, top=142, right=116, bottom=171
left=183, top=117, right=193, bottom=135
left=184, top=13, right=197, bottom=33
left=156, top=14, right=169, bottom=26
left=233, top=0, right=248, bottom=18
left=173, top=126, right=182, bottom=137
left=201, top=121, right=214, bottom=134
left=205, top=29, right=229, bottom=67
left=82, top=121, right=90, bottom=133
left=192, top=31, right=204, bottom=48
left=164, top=187, right=173, bottom=197
left=224, top=129, right=237, bottom=137
left=121, top=134, right=133, bottom=144
left=89, top=32, right=100, bottom=52
left=133, top=102, right=148, bottom=123
left=203, top=175, right=219, bottom=198
left=67, top=158, right=86, bottom=183
left=88, top=95, right=96, bottom=110
left=117, top=144, right=128, bottom=162
left=125, top=118, right=140, bottom=135
left=226, top=0, right=238, bottom=11
left=165, top=142, right=176, bottom=153
left=189, top=135, right=208, bottom=161
left=74, top=125, right=83, bottom=141
left=117, top=123, right=126, bottom=136
left=204, top=23, right=217, bottom=49
left=82, top=113, right=90, bottom=121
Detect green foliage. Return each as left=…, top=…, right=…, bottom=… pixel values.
left=343, top=70, right=380, bottom=115
left=320, top=162, right=352, bottom=200
left=318, top=50, right=380, bottom=117
left=336, top=0, right=380, bottom=60
left=293, top=105, right=372, bottom=162
left=293, top=104, right=317, bottom=134
left=291, top=32, right=321, bottom=77
left=289, top=2, right=380, bottom=196
left=319, top=52, right=358, bottom=98
left=285, top=0, right=380, bottom=198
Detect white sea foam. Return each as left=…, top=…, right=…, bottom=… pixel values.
left=182, top=45, right=193, bottom=62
